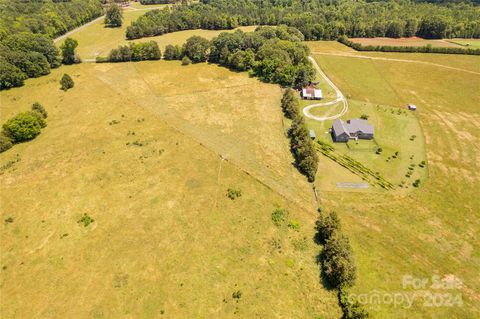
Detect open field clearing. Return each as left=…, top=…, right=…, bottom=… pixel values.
left=349, top=37, right=462, bottom=48
left=307, top=41, right=480, bottom=74
left=447, top=39, right=480, bottom=48
left=55, top=6, right=257, bottom=61
left=0, top=62, right=338, bottom=318
left=308, top=43, right=480, bottom=318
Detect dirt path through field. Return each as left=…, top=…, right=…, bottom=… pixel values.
left=311, top=52, right=480, bottom=76
left=303, top=56, right=349, bottom=121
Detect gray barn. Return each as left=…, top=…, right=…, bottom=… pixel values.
left=332, top=119, right=374, bottom=142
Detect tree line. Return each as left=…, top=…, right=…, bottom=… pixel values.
left=126, top=0, right=480, bottom=41
left=338, top=36, right=480, bottom=56
left=103, top=26, right=315, bottom=88
left=281, top=88, right=318, bottom=182
left=315, top=210, right=368, bottom=319
left=97, top=41, right=161, bottom=62
left=0, top=0, right=103, bottom=90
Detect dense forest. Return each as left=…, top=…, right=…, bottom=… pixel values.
left=0, top=0, right=103, bottom=90
left=126, top=0, right=480, bottom=40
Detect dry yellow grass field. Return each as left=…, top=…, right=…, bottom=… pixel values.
left=0, top=62, right=339, bottom=318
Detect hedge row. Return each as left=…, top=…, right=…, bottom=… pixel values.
left=338, top=36, right=480, bottom=56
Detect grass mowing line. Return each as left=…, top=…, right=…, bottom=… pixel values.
left=315, top=140, right=395, bottom=190
left=310, top=52, right=480, bottom=76
left=87, top=64, right=314, bottom=212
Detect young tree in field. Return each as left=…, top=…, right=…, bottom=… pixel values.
left=60, top=38, right=79, bottom=65
left=322, top=234, right=356, bottom=289
left=183, top=36, right=210, bottom=63
left=105, top=3, right=123, bottom=27
left=60, top=73, right=74, bottom=91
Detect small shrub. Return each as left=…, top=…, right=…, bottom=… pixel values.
left=60, top=73, right=74, bottom=91
left=181, top=56, right=192, bottom=65
left=31, top=102, right=48, bottom=118
left=77, top=213, right=94, bottom=227
left=375, top=147, right=382, bottom=155
left=0, top=134, right=13, bottom=153
left=413, top=179, right=421, bottom=187
left=287, top=220, right=300, bottom=231
left=271, top=208, right=288, bottom=226
left=419, top=160, right=426, bottom=168
left=360, top=114, right=369, bottom=120
left=292, top=237, right=308, bottom=251
left=226, top=188, right=242, bottom=200
left=232, top=290, right=242, bottom=300
left=4, top=217, right=14, bottom=224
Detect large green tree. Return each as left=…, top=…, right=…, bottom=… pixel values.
left=105, top=4, right=123, bottom=28
left=60, top=37, right=79, bottom=65
left=183, top=36, right=210, bottom=63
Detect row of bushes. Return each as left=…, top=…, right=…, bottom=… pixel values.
left=338, top=36, right=480, bottom=56
left=0, top=103, right=48, bottom=153
left=315, top=211, right=368, bottom=318
left=97, top=41, right=161, bottom=62
left=281, top=88, right=318, bottom=182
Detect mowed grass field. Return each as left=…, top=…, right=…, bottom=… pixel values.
left=308, top=42, right=480, bottom=318
left=349, top=37, right=462, bottom=48
left=55, top=5, right=257, bottom=60
left=0, top=62, right=338, bottom=318
left=447, top=39, right=480, bottom=48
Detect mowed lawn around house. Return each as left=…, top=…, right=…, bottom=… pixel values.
left=349, top=37, right=462, bottom=48
left=0, top=62, right=337, bottom=318
left=55, top=5, right=257, bottom=60
left=307, top=42, right=480, bottom=318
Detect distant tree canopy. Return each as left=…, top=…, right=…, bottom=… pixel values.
left=105, top=3, right=123, bottom=28
left=0, top=0, right=102, bottom=90
left=126, top=0, right=480, bottom=40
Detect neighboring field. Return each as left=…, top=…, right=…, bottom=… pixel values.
left=308, top=42, right=480, bottom=318
left=349, top=37, right=462, bottom=48
left=0, top=62, right=336, bottom=318
left=55, top=5, right=257, bottom=60
left=447, top=39, right=480, bottom=48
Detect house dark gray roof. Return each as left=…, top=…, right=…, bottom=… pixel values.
left=346, top=119, right=374, bottom=135
left=332, top=119, right=349, bottom=136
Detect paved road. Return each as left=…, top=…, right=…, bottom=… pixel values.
left=303, top=56, right=349, bottom=121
